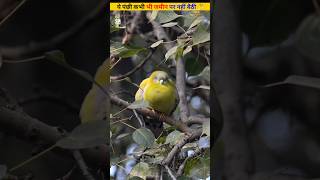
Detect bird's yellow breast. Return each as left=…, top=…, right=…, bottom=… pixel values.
left=143, top=80, right=176, bottom=115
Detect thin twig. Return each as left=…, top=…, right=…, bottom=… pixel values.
left=3, top=55, right=45, bottom=63
left=133, top=109, right=145, bottom=127
left=73, top=150, right=95, bottom=180
left=56, top=165, right=76, bottom=180
left=164, top=165, right=177, bottom=180
left=111, top=50, right=153, bottom=81
left=0, top=0, right=27, bottom=28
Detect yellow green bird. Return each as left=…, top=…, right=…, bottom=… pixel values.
left=135, top=71, right=179, bottom=136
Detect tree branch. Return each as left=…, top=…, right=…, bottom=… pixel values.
left=73, top=150, right=95, bottom=180
left=0, top=0, right=106, bottom=59
left=214, top=0, right=251, bottom=179
left=0, top=101, right=108, bottom=167
left=110, top=95, right=193, bottom=133
left=161, top=129, right=202, bottom=166
left=176, top=57, right=189, bottom=122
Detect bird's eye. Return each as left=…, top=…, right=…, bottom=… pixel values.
left=159, top=79, right=164, bottom=84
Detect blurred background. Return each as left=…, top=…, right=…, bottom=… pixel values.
left=214, top=0, right=320, bottom=179
left=0, top=0, right=107, bottom=179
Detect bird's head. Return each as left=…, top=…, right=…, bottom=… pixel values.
left=150, top=71, right=171, bottom=85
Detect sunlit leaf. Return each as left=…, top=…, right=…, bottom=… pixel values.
left=56, top=120, right=106, bottom=149
left=150, top=40, right=163, bottom=48
left=188, top=16, right=205, bottom=30
left=129, top=162, right=150, bottom=179
left=165, top=46, right=178, bottom=61
left=132, top=127, right=155, bottom=148
left=165, top=130, right=184, bottom=146
left=264, top=75, right=320, bottom=90
left=190, top=156, right=210, bottom=179
left=192, top=24, right=210, bottom=46
left=149, top=11, right=159, bottom=22
left=161, top=22, right=178, bottom=27
left=156, top=11, right=182, bottom=24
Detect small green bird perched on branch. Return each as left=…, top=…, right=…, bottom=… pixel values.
left=135, top=71, right=179, bottom=137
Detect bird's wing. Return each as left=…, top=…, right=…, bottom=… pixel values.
left=135, top=78, right=149, bottom=101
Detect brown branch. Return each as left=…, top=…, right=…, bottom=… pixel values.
left=176, top=57, right=189, bottom=122
left=110, top=50, right=153, bottom=81
left=161, top=129, right=202, bottom=166
left=73, top=150, right=95, bottom=180
left=0, top=100, right=108, bottom=167
left=164, top=165, right=177, bottom=180
left=110, top=95, right=192, bottom=133
left=0, top=0, right=106, bottom=59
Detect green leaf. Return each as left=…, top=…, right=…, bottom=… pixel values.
left=149, top=11, right=159, bottom=22
left=128, top=100, right=150, bottom=110
left=161, top=22, right=178, bottom=27
left=45, top=50, right=94, bottom=83
left=190, top=156, right=210, bottom=179
left=202, top=120, right=210, bottom=136
left=129, top=162, right=150, bottom=179
left=188, top=16, right=205, bottom=30
left=156, top=11, right=182, bottom=24
left=56, top=120, right=106, bottom=149
left=0, top=165, right=7, bottom=179
left=132, top=127, right=155, bottom=148
left=192, top=24, right=210, bottom=46
left=150, top=40, right=164, bottom=48
left=165, top=46, right=178, bottom=61
left=185, top=58, right=205, bottom=76
left=185, top=153, right=210, bottom=179
left=183, top=45, right=192, bottom=56
left=295, top=15, right=320, bottom=62
left=165, top=130, right=184, bottom=146
left=199, top=66, right=210, bottom=83
left=264, top=75, right=320, bottom=90
left=129, top=177, right=144, bottom=180
left=110, top=42, right=146, bottom=58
